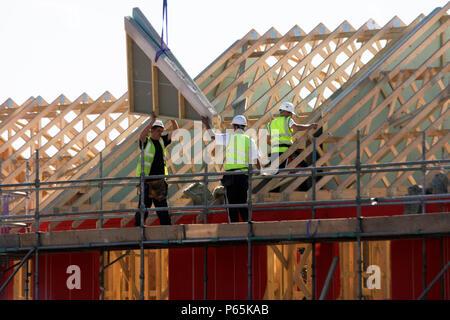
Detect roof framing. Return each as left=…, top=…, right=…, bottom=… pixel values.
left=0, top=6, right=448, bottom=230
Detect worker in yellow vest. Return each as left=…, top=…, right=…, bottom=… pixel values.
left=267, top=101, right=318, bottom=169
left=202, top=115, right=260, bottom=223
left=135, top=112, right=178, bottom=226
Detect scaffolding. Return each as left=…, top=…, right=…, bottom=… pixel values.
left=0, top=4, right=449, bottom=300
left=0, top=131, right=449, bottom=300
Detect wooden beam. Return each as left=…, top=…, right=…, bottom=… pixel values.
left=244, top=27, right=408, bottom=49
left=334, top=81, right=449, bottom=194
left=202, top=28, right=281, bottom=96
left=277, top=30, right=449, bottom=196
left=210, top=25, right=305, bottom=106
left=126, top=35, right=135, bottom=114
left=152, top=65, right=159, bottom=115
left=195, top=29, right=260, bottom=85
left=3, top=213, right=450, bottom=251
left=36, top=115, right=145, bottom=215
left=1, top=92, right=112, bottom=184
left=178, top=92, right=185, bottom=119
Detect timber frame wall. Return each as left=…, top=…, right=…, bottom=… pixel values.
left=0, top=5, right=449, bottom=300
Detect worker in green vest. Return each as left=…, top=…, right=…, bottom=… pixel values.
left=266, top=101, right=318, bottom=170
left=135, top=112, right=178, bottom=226
left=202, top=115, right=260, bottom=223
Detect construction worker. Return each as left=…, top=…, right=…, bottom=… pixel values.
left=135, top=112, right=178, bottom=226
left=202, top=115, right=260, bottom=223
left=266, top=101, right=318, bottom=170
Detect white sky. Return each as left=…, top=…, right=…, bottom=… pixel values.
left=0, top=0, right=446, bottom=105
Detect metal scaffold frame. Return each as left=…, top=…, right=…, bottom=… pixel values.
left=0, top=2, right=448, bottom=301
left=0, top=131, right=449, bottom=300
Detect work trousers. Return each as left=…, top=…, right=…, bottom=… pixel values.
left=135, top=182, right=171, bottom=226
left=224, top=173, right=249, bottom=223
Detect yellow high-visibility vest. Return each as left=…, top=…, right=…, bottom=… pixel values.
left=224, top=133, right=250, bottom=171
left=267, top=116, right=293, bottom=153
left=136, top=137, right=168, bottom=176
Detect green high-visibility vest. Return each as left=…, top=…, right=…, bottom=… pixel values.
left=136, top=137, right=168, bottom=176
left=224, top=133, right=251, bottom=171
left=266, top=116, right=293, bottom=153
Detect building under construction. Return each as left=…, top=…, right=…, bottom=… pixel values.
left=0, top=4, right=449, bottom=300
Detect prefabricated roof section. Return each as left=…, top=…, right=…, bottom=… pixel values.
left=124, top=7, right=217, bottom=121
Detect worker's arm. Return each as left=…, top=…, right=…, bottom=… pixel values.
left=202, top=117, right=215, bottom=140
left=291, top=122, right=318, bottom=133
left=265, top=123, right=271, bottom=146
left=250, top=139, right=261, bottom=171
left=255, top=159, right=261, bottom=171
left=140, top=111, right=156, bottom=143
left=167, top=119, right=179, bottom=141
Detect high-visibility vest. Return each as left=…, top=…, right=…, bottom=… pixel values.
left=136, top=137, right=168, bottom=176
left=267, top=116, right=293, bottom=153
left=224, top=133, right=251, bottom=171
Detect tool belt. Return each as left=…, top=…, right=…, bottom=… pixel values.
left=148, top=179, right=168, bottom=201
left=137, top=179, right=168, bottom=202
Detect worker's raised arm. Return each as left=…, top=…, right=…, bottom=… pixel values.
left=266, top=122, right=271, bottom=146
left=140, top=111, right=156, bottom=143
left=168, top=119, right=179, bottom=141
left=291, top=122, right=318, bottom=133
left=249, top=138, right=261, bottom=171
left=202, top=117, right=215, bottom=140
left=254, top=158, right=261, bottom=171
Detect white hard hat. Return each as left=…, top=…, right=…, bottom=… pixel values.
left=152, top=120, right=165, bottom=129
left=231, top=115, right=247, bottom=126
left=279, top=101, right=296, bottom=115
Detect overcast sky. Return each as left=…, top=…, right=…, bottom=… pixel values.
left=0, top=0, right=446, bottom=105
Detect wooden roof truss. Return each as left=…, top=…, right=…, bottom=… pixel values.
left=0, top=6, right=448, bottom=229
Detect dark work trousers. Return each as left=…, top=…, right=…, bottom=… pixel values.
left=135, top=182, right=171, bottom=226
left=269, top=152, right=288, bottom=193
left=224, top=173, right=249, bottom=223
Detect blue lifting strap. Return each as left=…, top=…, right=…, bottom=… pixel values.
left=155, top=0, right=170, bottom=62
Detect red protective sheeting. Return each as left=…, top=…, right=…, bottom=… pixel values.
left=314, top=242, right=341, bottom=300
left=4, top=199, right=448, bottom=300
left=169, top=245, right=267, bottom=300
left=0, top=261, right=14, bottom=300
left=35, top=251, right=100, bottom=300
left=168, top=200, right=449, bottom=300
left=391, top=237, right=450, bottom=300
